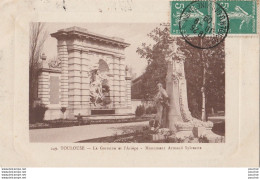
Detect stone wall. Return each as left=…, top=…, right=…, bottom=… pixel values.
left=38, top=57, right=62, bottom=120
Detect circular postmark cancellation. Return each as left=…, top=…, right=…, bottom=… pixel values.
left=179, top=1, right=229, bottom=49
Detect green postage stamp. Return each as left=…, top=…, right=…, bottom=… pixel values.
left=171, top=0, right=257, bottom=34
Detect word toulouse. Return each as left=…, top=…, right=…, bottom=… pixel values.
left=61, top=146, right=85, bottom=150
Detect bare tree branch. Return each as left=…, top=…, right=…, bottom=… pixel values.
left=29, top=22, right=48, bottom=107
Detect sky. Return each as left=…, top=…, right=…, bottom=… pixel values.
left=43, top=23, right=159, bottom=76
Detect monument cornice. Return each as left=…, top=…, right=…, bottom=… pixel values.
left=66, top=44, right=125, bottom=57
left=51, top=26, right=130, bottom=48
left=111, top=54, right=125, bottom=59
left=39, top=68, right=61, bottom=74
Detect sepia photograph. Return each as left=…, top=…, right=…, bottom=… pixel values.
left=29, top=22, right=225, bottom=143
left=0, top=0, right=258, bottom=168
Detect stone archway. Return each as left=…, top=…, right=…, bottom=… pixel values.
left=51, top=26, right=132, bottom=117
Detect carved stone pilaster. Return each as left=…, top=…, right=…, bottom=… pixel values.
left=81, top=50, right=91, bottom=111
left=57, top=40, right=69, bottom=108
left=38, top=71, right=50, bottom=106
left=125, top=66, right=132, bottom=108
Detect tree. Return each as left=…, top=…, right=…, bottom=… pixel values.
left=136, top=27, right=171, bottom=100
left=200, top=42, right=225, bottom=120
left=29, top=22, right=48, bottom=109
left=176, top=37, right=225, bottom=121
left=136, top=24, right=225, bottom=120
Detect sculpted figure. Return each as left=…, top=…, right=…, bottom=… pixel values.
left=93, top=70, right=103, bottom=97
left=150, top=83, right=169, bottom=131
left=90, top=69, right=104, bottom=106
left=90, top=69, right=111, bottom=106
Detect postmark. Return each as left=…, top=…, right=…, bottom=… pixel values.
left=177, top=1, right=229, bottom=49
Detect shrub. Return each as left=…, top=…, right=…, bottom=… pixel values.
left=146, top=106, right=152, bottom=114
left=151, top=106, right=157, bottom=114
left=149, top=119, right=159, bottom=128
left=135, top=105, right=145, bottom=117
left=145, top=106, right=157, bottom=114
left=198, top=135, right=209, bottom=143
left=31, top=103, right=48, bottom=123
left=60, top=107, right=66, bottom=113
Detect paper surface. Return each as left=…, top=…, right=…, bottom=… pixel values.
left=0, top=0, right=259, bottom=167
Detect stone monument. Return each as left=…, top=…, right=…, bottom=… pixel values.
left=164, top=41, right=220, bottom=141
left=38, top=26, right=134, bottom=120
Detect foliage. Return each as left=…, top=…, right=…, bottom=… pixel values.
left=136, top=24, right=225, bottom=118
left=135, top=105, right=145, bottom=117
left=149, top=119, right=159, bottom=128
left=29, top=119, right=92, bottom=129
left=176, top=37, right=225, bottom=117
left=145, top=106, right=157, bottom=114
left=136, top=27, right=171, bottom=100
left=198, top=135, right=209, bottom=143
left=60, top=107, right=66, bottom=113
left=30, top=103, right=48, bottom=123
left=164, top=136, right=185, bottom=143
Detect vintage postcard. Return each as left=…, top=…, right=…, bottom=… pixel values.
left=0, top=0, right=259, bottom=167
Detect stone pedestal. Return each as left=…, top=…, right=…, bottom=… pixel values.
left=193, top=126, right=206, bottom=138
left=149, top=134, right=166, bottom=141
left=149, top=128, right=170, bottom=141
left=202, top=129, right=225, bottom=143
